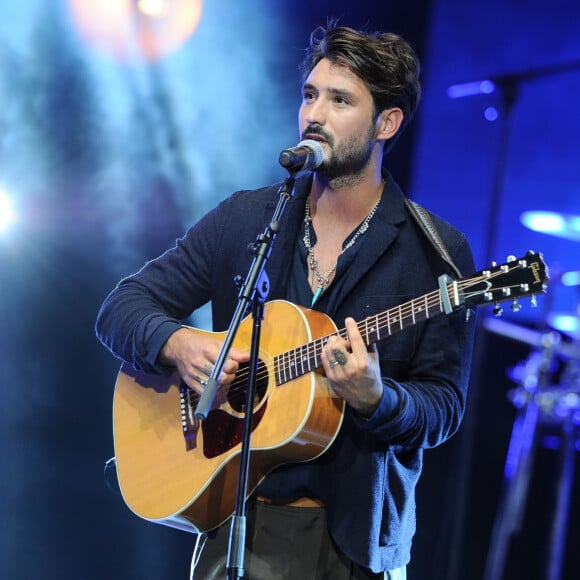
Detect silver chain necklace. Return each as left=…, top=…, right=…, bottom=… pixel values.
left=303, top=194, right=382, bottom=306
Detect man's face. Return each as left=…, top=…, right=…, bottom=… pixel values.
left=299, top=58, right=378, bottom=178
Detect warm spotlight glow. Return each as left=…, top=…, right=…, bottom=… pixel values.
left=137, top=0, right=166, bottom=18
left=68, top=0, right=203, bottom=61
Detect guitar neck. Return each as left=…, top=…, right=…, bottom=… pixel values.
left=273, top=250, right=548, bottom=387
left=274, top=287, right=446, bottom=386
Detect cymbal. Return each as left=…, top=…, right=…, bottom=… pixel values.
left=547, top=311, right=580, bottom=341
left=521, top=211, right=580, bottom=242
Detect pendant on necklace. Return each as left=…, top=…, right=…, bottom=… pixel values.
left=311, top=286, right=323, bottom=307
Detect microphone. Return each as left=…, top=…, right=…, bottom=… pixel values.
left=278, top=139, right=324, bottom=172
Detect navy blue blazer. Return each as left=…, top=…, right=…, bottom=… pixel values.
left=96, top=172, right=476, bottom=572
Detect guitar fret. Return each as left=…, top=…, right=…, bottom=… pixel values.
left=410, top=295, right=428, bottom=324
left=365, top=315, right=379, bottom=344
left=277, top=351, right=286, bottom=385
left=373, top=316, right=379, bottom=342
left=283, top=351, right=290, bottom=381
left=313, top=339, right=322, bottom=369
left=302, top=344, right=310, bottom=377
left=289, top=355, right=296, bottom=380
left=302, top=345, right=309, bottom=377
left=283, top=351, right=290, bottom=383
left=278, top=352, right=284, bottom=384
left=290, top=349, right=298, bottom=380
left=282, top=352, right=288, bottom=381
left=274, top=353, right=285, bottom=385
left=310, top=341, right=317, bottom=372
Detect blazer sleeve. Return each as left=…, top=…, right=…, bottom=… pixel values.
left=352, top=229, right=477, bottom=450
left=95, top=193, right=234, bottom=374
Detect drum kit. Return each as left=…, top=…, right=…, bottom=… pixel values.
left=483, top=211, right=580, bottom=580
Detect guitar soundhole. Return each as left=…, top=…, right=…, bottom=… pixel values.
left=227, top=359, right=269, bottom=413
left=202, top=358, right=269, bottom=459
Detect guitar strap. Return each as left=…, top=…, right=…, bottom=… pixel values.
left=404, top=198, right=463, bottom=279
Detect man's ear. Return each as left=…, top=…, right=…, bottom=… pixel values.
left=376, top=108, right=404, bottom=141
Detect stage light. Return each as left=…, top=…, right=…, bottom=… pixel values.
left=522, top=211, right=564, bottom=233
left=521, top=210, right=580, bottom=242
left=137, top=0, right=166, bottom=18
left=561, top=271, right=580, bottom=287
left=447, top=79, right=496, bottom=99
left=68, top=0, right=203, bottom=61
left=484, top=107, right=499, bottom=121
left=0, top=189, right=17, bottom=233
left=548, top=312, right=580, bottom=338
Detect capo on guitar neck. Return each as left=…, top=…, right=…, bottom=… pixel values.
left=438, top=274, right=459, bottom=315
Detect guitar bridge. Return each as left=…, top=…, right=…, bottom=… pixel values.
left=180, top=382, right=199, bottom=451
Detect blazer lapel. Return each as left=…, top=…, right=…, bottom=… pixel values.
left=262, top=173, right=410, bottom=307
left=329, top=175, right=409, bottom=308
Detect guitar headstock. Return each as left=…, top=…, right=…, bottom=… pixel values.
left=461, top=251, right=549, bottom=314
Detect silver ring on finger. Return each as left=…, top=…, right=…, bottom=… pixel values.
left=332, top=349, right=348, bottom=366
left=193, top=375, right=208, bottom=387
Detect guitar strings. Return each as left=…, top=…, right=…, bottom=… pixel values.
left=184, top=269, right=528, bottom=410
left=183, top=272, right=491, bottom=407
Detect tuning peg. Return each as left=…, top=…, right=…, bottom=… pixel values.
left=530, top=295, right=538, bottom=308
left=493, top=303, right=503, bottom=316
left=511, top=299, right=522, bottom=312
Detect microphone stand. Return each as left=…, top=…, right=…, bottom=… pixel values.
left=194, top=171, right=298, bottom=579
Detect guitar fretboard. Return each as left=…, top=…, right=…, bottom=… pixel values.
left=274, top=288, right=446, bottom=386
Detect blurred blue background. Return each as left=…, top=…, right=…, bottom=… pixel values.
left=1, top=1, right=578, bottom=579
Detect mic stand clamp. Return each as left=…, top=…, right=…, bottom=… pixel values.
left=194, top=172, right=297, bottom=579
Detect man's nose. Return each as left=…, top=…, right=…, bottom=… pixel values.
left=303, top=99, right=327, bottom=126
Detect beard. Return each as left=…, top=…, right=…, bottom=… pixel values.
left=303, top=121, right=378, bottom=185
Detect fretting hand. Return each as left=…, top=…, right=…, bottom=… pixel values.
left=321, top=317, right=383, bottom=418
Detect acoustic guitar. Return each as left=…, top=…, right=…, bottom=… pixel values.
left=112, top=251, right=547, bottom=533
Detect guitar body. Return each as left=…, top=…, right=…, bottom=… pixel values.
left=113, top=300, right=345, bottom=533
left=112, top=252, right=548, bottom=534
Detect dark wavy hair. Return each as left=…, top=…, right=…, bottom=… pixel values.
left=300, top=24, right=421, bottom=151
